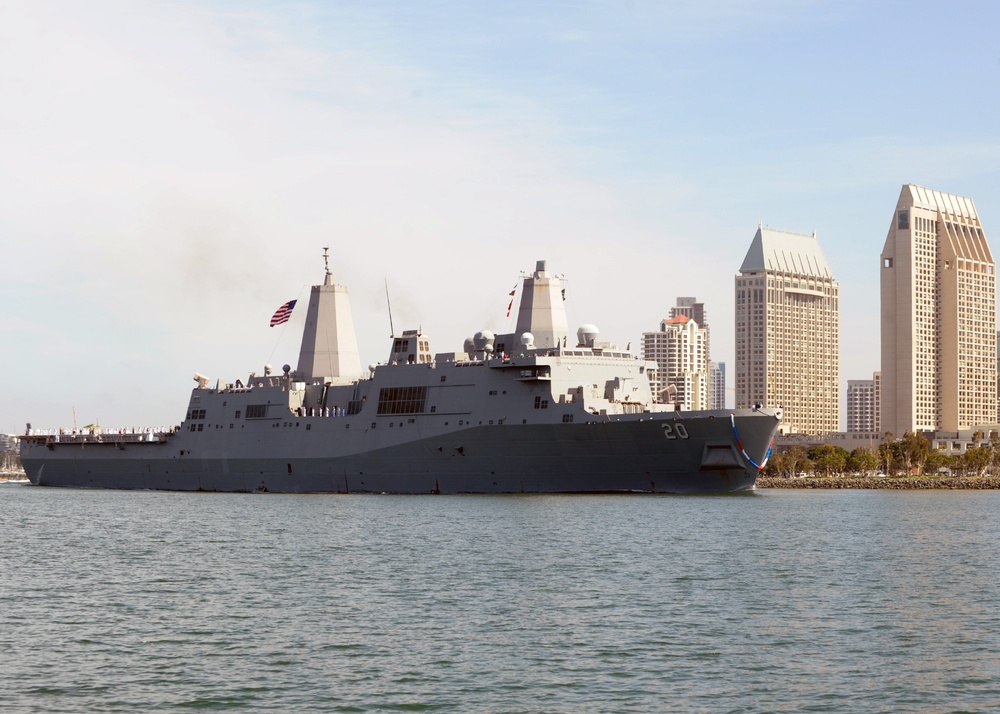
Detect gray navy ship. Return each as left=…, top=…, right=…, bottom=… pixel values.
left=19, top=257, right=781, bottom=493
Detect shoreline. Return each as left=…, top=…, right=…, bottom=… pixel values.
left=757, top=475, right=1000, bottom=489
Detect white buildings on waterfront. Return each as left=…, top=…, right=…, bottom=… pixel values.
left=880, top=185, right=997, bottom=436
left=735, top=226, right=840, bottom=435
left=643, top=300, right=710, bottom=411
left=633, top=183, right=997, bottom=445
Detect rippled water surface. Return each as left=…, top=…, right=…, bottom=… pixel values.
left=3, top=484, right=1000, bottom=712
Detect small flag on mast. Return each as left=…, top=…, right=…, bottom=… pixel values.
left=270, top=299, right=297, bottom=327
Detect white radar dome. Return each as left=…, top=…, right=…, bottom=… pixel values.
left=577, top=324, right=599, bottom=347
left=473, top=330, right=495, bottom=351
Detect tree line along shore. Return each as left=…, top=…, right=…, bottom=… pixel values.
left=757, top=475, right=1000, bottom=489
left=767, top=430, right=1000, bottom=478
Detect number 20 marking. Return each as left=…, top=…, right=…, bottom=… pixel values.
left=662, top=423, right=689, bottom=440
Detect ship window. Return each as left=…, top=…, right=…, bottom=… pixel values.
left=235, top=410, right=241, bottom=419
left=898, top=209, right=909, bottom=229
left=562, top=414, right=574, bottom=423
left=371, top=423, right=377, bottom=429
left=440, top=376, right=447, bottom=383
left=246, top=404, right=268, bottom=419
left=377, top=386, right=428, bottom=415
left=430, top=406, right=436, bottom=413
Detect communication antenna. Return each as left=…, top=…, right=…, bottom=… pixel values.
left=322, top=246, right=331, bottom=277
left=385, top=278, right=395, bottom=337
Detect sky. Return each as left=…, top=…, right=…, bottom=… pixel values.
left=2, top=0, right=1000, bottom=435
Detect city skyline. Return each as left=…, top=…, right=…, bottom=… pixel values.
left=2, top=1, right=999, bottom=435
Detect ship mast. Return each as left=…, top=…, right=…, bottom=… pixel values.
left=295, top=246, right=362, bottom=383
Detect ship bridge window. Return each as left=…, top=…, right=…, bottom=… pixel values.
left=187, top=409, right=206, bottom=420
left=246, top=404, right=268, bottom=419
left=377, top=386, right=428, bottom=415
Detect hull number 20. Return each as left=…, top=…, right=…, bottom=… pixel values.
left=662, top=423, right=689, bottom=440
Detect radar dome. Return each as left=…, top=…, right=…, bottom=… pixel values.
left=473, top=330, right=495, bottom=351
left=520, top=332, right=535, bottom=348
left=577, top=324, right=599, bottom=347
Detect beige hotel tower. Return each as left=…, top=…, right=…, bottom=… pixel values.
left=880, top=184, right=996, bottom=436
left=736, top=226, right=840, bottom=434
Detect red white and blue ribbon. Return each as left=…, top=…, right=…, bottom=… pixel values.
left=731, top=414, right=772, bottom=470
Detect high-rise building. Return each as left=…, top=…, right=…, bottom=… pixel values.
left=670, top=298, right=706, bottom=332
left=873, top=371, right=882, bottom=435
left=846, top=379, right=877, bottom=433
left=880, top=185, right=997, bottom=435
left=735, top=226, right=840, bottom=434
left=642, top=315, right=708, bottom=410
left=670, top=296, right=711, bottom=392
left=709, top=361, right=726, bottom=410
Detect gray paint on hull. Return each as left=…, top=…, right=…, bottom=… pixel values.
left=23, top=418, right=768, bottom=494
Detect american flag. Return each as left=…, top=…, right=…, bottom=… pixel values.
left=269, top=299, right=297, bottom=327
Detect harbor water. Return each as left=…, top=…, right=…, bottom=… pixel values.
left=3, top=484, right=999, bottom=713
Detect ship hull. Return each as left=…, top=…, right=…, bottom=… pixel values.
left=21, top=414, right=774, bottom=494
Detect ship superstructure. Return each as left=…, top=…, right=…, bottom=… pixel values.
left=20, top=258, right=781, bottom=493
